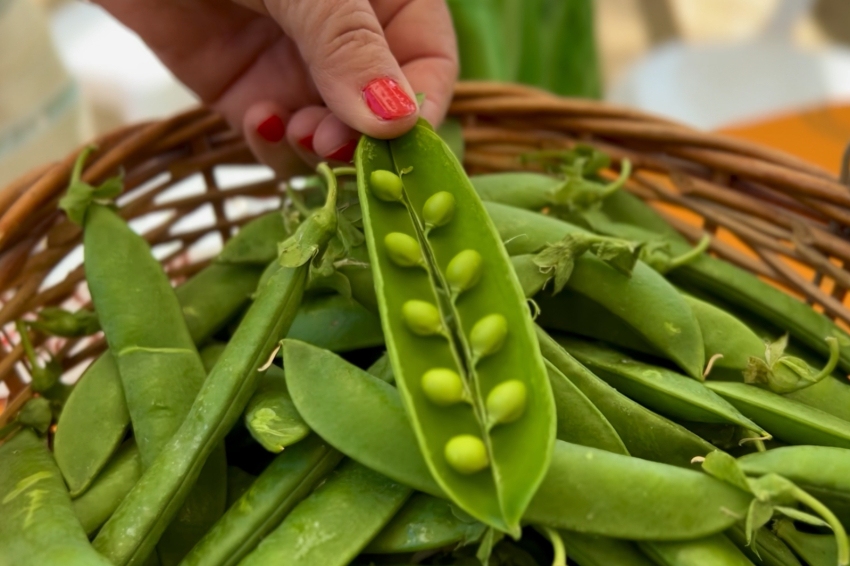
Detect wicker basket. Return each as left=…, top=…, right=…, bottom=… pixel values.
left=2, top=81, right=850, bottom=427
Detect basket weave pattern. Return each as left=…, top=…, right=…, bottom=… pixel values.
left=1, top=82, right=849, bottom=425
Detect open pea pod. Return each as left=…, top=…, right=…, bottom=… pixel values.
left=355, top=123, right=556, bottom=533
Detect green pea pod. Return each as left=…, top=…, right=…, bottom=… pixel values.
left=283, top=340, right=752, bottom=540
left=356, top=125, right=555, bottom=533
left=485, top=202, right=705, bottom=380
left=73, top=440, right=142, bottom=536
left=286, top=293, right=383, bottom=352
left=545, top=359, right=628, bottom=454
left=739, top=446, right=850, bottom=525
left=180, top=435, right=343, bottom=566
left=365, top=492, right=487, bottom=554
left=640, top=534, right=756, bottom=565
left=471, top=173, right=562, bottom=211
left=215, top=211, right=288, bottom=266
left=81, top=203, right=227, bottom=564
left=55, top=211, right=284, bottom=497
left=243, top=364, right=310, bottom=453
left=558, top=337, right=768, bottom=436
left=706, top=381, right=850, bottom=449
left=726, top=524, right=802, bottom=566
left=594, top=189, right=850, bottom=374
left=224, top=466, right=255, bottom=509
left=536, top=328, right=716, bottom=467
left=239, top=459, right=411, bottom=566
left=559, top=532, right=654, bottom=566
left=0, top=430, right=112, bottom=565
left=774, top=519, right=838, bottom=566
left=92, top=166, right=339, bottom=566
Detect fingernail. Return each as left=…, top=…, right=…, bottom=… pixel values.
left=297, top=134, right=314, bottom=152
left=257, top=115, right=285, bottom=143
left=363, top=78, right=417, bottom=121
left=325, top=140, right=358, bottom=163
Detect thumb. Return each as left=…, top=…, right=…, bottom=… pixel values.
left=270, top=0, right=419, bottom=139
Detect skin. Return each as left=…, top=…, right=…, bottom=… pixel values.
left=93, top=0, right=458, bottom=170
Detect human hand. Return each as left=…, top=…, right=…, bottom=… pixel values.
left=94, top=0, right=458, bottom=171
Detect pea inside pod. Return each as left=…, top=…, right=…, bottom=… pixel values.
left=355, top=124, right=555, bottom=533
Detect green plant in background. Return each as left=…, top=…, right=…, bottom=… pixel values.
left=450, top=0, right=602, bottom=98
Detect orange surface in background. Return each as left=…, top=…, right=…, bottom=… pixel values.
left=720, top=104, right=850, bottom=175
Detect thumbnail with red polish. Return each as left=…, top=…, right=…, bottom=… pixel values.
left=363, top=78, right=417, bottom=121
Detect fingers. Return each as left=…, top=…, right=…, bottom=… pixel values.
left=267, top=0, right=420, bottom=139
left=243, top=101, right=313, bottom=177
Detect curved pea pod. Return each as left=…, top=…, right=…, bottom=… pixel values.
left=471, top=172, right=562, bottom=211
left=73, top=440, right=142, bottom=536
left=82, top=204, right=227, bottom=563
left=774, top=519, right=838, bottom=566
left=286, top=293, right=383, bottom=352
left=364, top=493, right=486, bottom=554
left=739, top=446, right=850, bottom=525
left=180, top=435, right=343, bottom=566
left=54, top=353, right=128, bottom=497
left=545, top=359, right=628, bottom=454
left=559, top=337, right=768, bottom=436
left=640, top=534, right=756, bottom=566
left=239, top=460, right=411, bottom=566
left=485, top=202, right=705, bottom=380
left=356, top=126, right=556, bottom=533
left=559, top=532, right=655, bottom=566
left=283, top=340, right=753, bottom=540
left=706, top=381, right=850, bottom=449
left=726, top=524, right=802, bottom=566
left=595, top=189, right=850, bottom=374
left=243, top=364, right=310, bottom=453
left=0, top=430, right=112, bottom=565
left=536, top=328, right=716, bottom=467
left=54, top=210, right=283, bottom=499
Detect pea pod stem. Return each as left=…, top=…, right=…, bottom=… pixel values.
left=789, top=485, right=850, bottom=566
left=541, top=526, right=567, bottom=566
left=665, top=235, right=711, bottom=272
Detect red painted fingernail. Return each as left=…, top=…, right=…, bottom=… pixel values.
left=325, top=139, right=358, bottom=163
left=257, top=115, right=285, bottom=143
left=363, top=78, right=417, bottom=121
left=297, top=134, right=314, bottom=152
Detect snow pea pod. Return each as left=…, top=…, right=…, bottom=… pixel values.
left=640, top=534, right=756, bottom=566
left=243, top=364, right=309, bottom=453
left=545, top=359, right=628, bottom=454
left=739, top=446, right=850, bottom=525
left=559, top=532, right=654, bottom=566
left=54, top=210, right=284, bottom=497
left=558, top=336, right=767, bottom=436
left=286, top=293, right=383, bottom=352
left=283, top=340, right=752, bottom=540
left=239, top=459, right=411, bottom=566
left=0, top=429, right=112, bottom=565
left=179, top=435, right=343, bottom=566
left=356, top=124, right=555, bottom=533
left=536, top=327, right=716, bottom=467
left=594, top=189, right=850, bottom=374
left=485, top=202, right=705, bottom=380
left=706, top=381, right=850, bottom=449
left=73, top=440, right=142, bottom=536
left=80, top=202, right=227, bottom=564
left=470, top=172, right=562, bottom=211
left=92, top=165, right=339, bottom=566
left=774, top=519, right=838, bottom=566
left=364, top=493, right=486, bottom=554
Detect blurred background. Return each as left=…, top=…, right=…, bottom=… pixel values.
left=3, top=0, right=850, bottom=187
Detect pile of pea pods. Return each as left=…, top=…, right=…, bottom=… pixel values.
left=4, top=121, right=850, bottom=566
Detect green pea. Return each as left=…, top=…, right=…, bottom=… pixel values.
left=444, top=435, right=489, bottom=475
left=421, top=368, right=465, bottom=406
left=486, top=380, right=527, bottom=425
left=422, top=191, right=456, bottom=229
left=445, top=249, right=483, bottom=294
left=470, top=314, right=508, bottom=359
left=384, top=232, right=423, bottom=268
left=402, top=300, right=444, bottom=336
left=370, top=170, right=403, bottom=202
